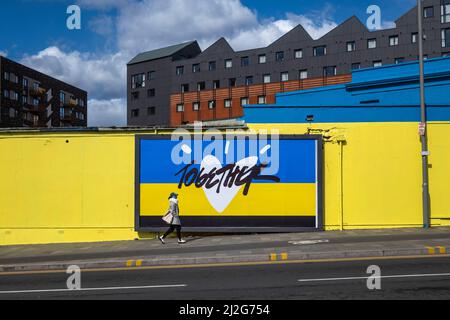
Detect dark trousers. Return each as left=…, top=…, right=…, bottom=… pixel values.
left=163, top=225, right=182, bottom=240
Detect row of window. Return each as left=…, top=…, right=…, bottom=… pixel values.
left=132, top=26, right=450, bottom=89
left=132, top=51, right=450, bottom=100
left=130, top=106, right=156, bottom=118
left=4, top=72, right=45, bottom=91
left=3, top=89, right=85, bottom=109
left=59, top=109, right=85, bottom=120
left=175, top=96, right=263, bottom=113
left=170, top=33, right=433, bottom=77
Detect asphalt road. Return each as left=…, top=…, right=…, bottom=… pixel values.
left=0, top=256, right=450, bottom=300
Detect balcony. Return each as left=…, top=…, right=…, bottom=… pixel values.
left=68, top=98, right=78, bottom=107
left=60, top=112, right=73, bottom=121
left=29, top=87, right=46, bottom=97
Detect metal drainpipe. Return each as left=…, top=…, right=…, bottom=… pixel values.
left=418, top=0, right=431, bottom=228
left=339, top=140, right=344, bottom=231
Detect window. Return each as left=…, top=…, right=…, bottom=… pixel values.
left=208, top=100, right=216, bottom=110
left=245, top=76, right=253, bottom=86
left=176, top=104, right=184, bottom=112
left=197, top=82, right=205, bottom=91
left=258, top=96, right=266, bottom=104
left=131, top=73, right=145, bottom=89
left=209, top=61, right=216, bottom=71
left=229, top=78, right=236, bottom=87
left=295, top=49, right=303, bottom=59
left=193, top=102, right=200, bottom=111
left=241, top=56, right=250, bottom=67
left=131, top=109, right=139, bottom=117
left=192, top=64, right=201, bottom=73
left=60, top=91, right=66, bottom=105
left=240, top=97, right=249, bottom=106
left=395, top=57, right=405, bottom=64
left=299, top=70, right=308, bottom=80
left=10, top=73, right=18, bottom=84
left=79, top=100, right=85, bottom=107
left=224, top=99, right=232, bottom=108
left=148, top=71, right=156, bottom=80
left=373, top=60, right=383, bottom=67
left=442, top=28, right=450, bottom=48
left=33, top=98, right=39, bottom=106
left=3, top=89, right=9, bottom=98
left=258, top=54, right=266, bottom=64
left=181, top=84, right=189, bottom=93
left=281, top=72, right=289, bottom=82
left=424, top=6, right=434, bottom=18
left=213, top=80, right=220, bottom=89
left=23, top=78, right=28, bottom=88
left=443, top=0, right=450, bottom=23
left=389, top=35, right=399, bottom=46
left=276, top=51, right=285, bottom=62
left=412, top=33, right=418, bottom=43
left=22, top=96, right=27, bottom=104
left=351, top=63, right=361, bottom=70
left=347, top=41, right=356, bottom=52
left=323, top=66, right=337, bottom=77
left=263, top=74, right=271, bottom=84
left=147, top=89, right=156, bottom=97
left=9, top=108, right=18, bottom=118
left=313, top=46, right=327, bottom=56
left=131, top=91, right=139, bottom=100
left=176, top=66, right=184, bottom=76
left=368, top=39, right=377, bottom=49
left=3, top=72, right=9, bottom=81
left=147, top=107, right=156, bottom=116
left=225, top=59, right=233, bottom=69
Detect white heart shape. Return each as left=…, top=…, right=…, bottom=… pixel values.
left=200, top=155, right=258, bottom=213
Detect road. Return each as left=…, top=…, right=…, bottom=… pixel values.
left=0, top=256, right=449, bottom=300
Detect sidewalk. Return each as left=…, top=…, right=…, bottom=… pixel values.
left=1, top=227, right=450, bottom=272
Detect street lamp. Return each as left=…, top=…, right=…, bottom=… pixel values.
left=417, top=0, right=430, bottom=228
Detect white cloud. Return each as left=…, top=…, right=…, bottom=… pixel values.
left=21, top=47, right=126, bottom=101
left=88, top=15, right=115, bottom=37
left=117, top=0, right=258, bottom=53
left=20, top=0, right=339, bottom=127
left=0, top=50, right=7, bottom=57
left=88, top=98, right=126, bottom=127
left=76, top=0, right=131, bottom=10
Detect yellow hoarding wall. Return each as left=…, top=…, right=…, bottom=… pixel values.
left=0, top=122, right=449, bottom=246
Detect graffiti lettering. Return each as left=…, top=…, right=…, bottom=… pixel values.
left=175, top=162, right=280, bottom=196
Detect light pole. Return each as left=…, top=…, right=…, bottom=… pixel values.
left=417, top=0, right=430, bottom=228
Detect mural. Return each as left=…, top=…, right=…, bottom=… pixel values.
left=135, top=134, right=322, bottom=232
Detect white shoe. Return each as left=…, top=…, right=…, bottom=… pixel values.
left=158, top=236, right=166, bottom=244
left=178, top=239, right=187, bottom=244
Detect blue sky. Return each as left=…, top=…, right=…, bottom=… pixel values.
left=0, top=0, right=418, bottom=126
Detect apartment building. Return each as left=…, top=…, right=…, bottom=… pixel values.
left=0, top=56, right=87, bottom=128
left=127, top=0, right=450, bottom=127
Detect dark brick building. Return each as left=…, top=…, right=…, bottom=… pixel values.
left=0, top=56, right=87, bottom=128
left=127, top=0, right=450, bottom=127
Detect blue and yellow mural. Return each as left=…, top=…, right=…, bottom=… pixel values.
left=136, top=135, right=323, bottom=231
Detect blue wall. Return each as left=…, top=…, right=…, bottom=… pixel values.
left=244, top=57, right=450, bottom=124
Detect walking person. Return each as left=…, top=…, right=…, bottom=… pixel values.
left=159, top=192, right=186, bottom=244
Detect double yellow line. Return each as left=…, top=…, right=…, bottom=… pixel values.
left=426, top=246, right=447, bottom=255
